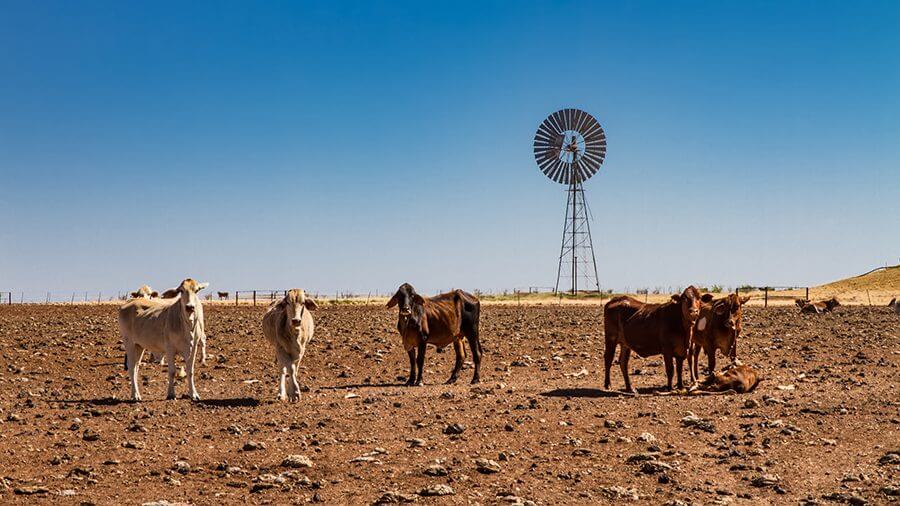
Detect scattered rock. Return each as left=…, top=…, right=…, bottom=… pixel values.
left=475, top=458, right=501, bottom=474
left=418, top=484, right=454, bottom=497
left=374, top=491, right=417, bottom=504
left=243, top=440, right=265, bottom=451
left=173, top=460, right=191, bottom=474
left=281, top=455, right=313, bottom=468
left=598, top=485, right=640, bottom=500
left=443, top=423, right=465, bottom=435
left=750, top=474, right=780, bottom=487
left=637, top=432, right=656, bottom=442
left=14, top=486, right=50, bottom=495
left=424, top=464, right=448, bottom=477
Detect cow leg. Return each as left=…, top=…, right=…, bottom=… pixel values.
left=675, top=356, right=685, bottom=390
left=183, top=344, right=200, bottom=401
left=691, top=345, right=702, bottom=383
left=278, top=359, right=288, bottom=401
left=405, top=349, right=417, bottom=386
left=126, top=343, right=144, bottom=401
left=619, top=347, right=635, bottom=393
left=708, top=350, right=717, bottom=376
left=446, top=339, right=464, bottom=384
left=414, top=342, right=427, bottom=386
left=603, top=340, right=617, bottom=390
left=288, top=360, right=301, bottom=402
left=663, top=353, right=675, bottom=391
left=165, top=348, right=177, bottom=400
left=467, top=333, right=481, bottom=384
left=199, top=333, right=207, bottom=366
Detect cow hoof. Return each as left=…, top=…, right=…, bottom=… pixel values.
left=623, top=387, right=636, bottom=394
left=289, top=395, right=300, bottom=402
left=470, top=377, right=480, bottom=385
left=166, top=394, right=176, bottom=400
left=190, top=394, right=201, bottom=402
left=445, top=376, right=459, bottom=385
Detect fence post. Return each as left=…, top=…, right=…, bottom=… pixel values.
left=805, top=287, right=809, bottom=301
left=764, top=287, right=768, bottom=308
left=9, top=291, right=12, bottom=305
left=235, top=291, right=239, bottom=306
left=253, top=290, right=257, bottom=307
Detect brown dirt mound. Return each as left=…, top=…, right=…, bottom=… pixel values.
left=818, top=264, right=900, bottom=292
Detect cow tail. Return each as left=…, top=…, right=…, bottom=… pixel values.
left=124, top=352, right=128, bottom=371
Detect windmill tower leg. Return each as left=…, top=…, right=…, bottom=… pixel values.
left=555, top=179, right=600, bottom=295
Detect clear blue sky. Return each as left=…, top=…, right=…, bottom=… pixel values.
left=2, top=1, right=898, bottom=298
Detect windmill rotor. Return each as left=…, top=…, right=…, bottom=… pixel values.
left=533, top=108, right=606, bottom=184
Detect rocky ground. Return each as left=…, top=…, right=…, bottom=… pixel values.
left=0, top=303, right=897, bottom=505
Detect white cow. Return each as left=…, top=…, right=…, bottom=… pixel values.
left=130, top=285, right=159, bottom=299
left=119, top=278, right=208, bottom=401
left=890, top=298, right=900, bottom=315
left=262, top=289, right=318, bottom=401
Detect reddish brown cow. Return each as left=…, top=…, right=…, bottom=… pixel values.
left=603, top=286, right=703, bottom=393
left=387, top=283, right=482, bottom=385
left=689, top=364, right=761, bottom=394
left=800, top=297, right=841, bottom=314
left=691, top=293, right=750, bottom=381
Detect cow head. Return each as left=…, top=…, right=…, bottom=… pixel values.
left=890, top=297, right=897, bottom=308
left=130, top=285, right=159, bottom=299
left=671, top=285, right=702, bottom=325
left=795, top=298, right=808, bottom=308
left=173, top=278, right=208, bottom=319
left=714, top=293, right=750, bottom=331
left=825, top=297, right=841, bottom=311
left=278, top=289, right=318, bottom=329
left=387, top=283, right=428, bottom=335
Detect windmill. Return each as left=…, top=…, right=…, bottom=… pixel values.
left=533, top=108, right=607, bottom=294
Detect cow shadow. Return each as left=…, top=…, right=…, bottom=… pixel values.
left=541, top=386, right=675, bottom=398
left=50, top=397, right=136, bottom=406
left=196, top=397, right=260, bottom=408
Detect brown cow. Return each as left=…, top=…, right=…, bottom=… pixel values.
left=691, top=293, right=750, bottom=381
left=603, top=286, right=703, bottom=393
left=800, top=297, right=841, bottom=314
left=794, top=298, right=809, bottom=308
left=387, top=283, right=482, bottom=385
left=688, top=364, right=761, bottom=394
left=888, top=298, right=899, bottom=315
left=217, top=291, right=229, bottom=300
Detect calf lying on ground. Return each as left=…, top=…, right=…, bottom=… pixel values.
left=119, top=278, right=208, bottom=401
left=691, top=293, right=750, bottom=382
left=800, top=297, right=841, bottom=314
left=603, top=286, right=703, bottom=393
left=889, top=298, right=899, bottom=315
left=262, top=289, right=318, bottom=401
left=688, top=364, right=761, bottom=394
left=387, top=283, right=482, bottom=385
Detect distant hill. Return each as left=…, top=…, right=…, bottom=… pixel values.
left=817, top=264, right=900, bottom=292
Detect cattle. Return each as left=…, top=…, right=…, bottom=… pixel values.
left=794, top=298, right=809, bottom=308
left=130, top=285, right=159, bottom=299
left=690, top=293, right=750, bottom=381
left=262, top=289, right=318, bottom=401
left=889, top=298, right=899, bottom=314
left=603, top=286, right=703, bottom=393
left=118, top=278, right=208, bottom=401
left=217, top=291, right=229, bottom=300
left=387, top=283, right=482, bottom=386
left=688, top=364, right=762, bottom=394
left=800, top=297, right=841, bottom=314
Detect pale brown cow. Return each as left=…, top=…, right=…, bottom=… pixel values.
left=603, top=286, right=703, bottom=393
left=691, top=293, right=750, bottom=381
left=800, top=297, right=841, bottom=314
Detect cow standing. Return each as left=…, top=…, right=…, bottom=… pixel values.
left=691, top=293, right=750, bottom=381
left=387, top=283, right=482, bottom=385
left=130, top=285, right=159, bottom=299
left=603, top=286, right=703, bottom=392
left=119, top=278, right=208, bottom=401
left=262, top=289, right=318, bottom=401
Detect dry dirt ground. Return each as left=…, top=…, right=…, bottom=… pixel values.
left=0, top=304, right=898, bottom=505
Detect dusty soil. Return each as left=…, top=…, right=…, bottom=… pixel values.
left=0, top=304, right=898, bottom=505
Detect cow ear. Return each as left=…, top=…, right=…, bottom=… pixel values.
left=739, top=295, right=751, bottom=305
left=196, top=282, right=209, bottom=292
left=276, top=297, right=288, bottom=309
left=162, top=288, right=180, bottom=298
left=386, top=291, right=400, bottom=308
left=150, top=291, right=159, bottom=298
left=412, top=294, right=426, bottom=306
left=701, top=293, right=714, bottom=302
left=130, top=291, right=140, bottom=298
left=304, top=298, right=318, bottom=311
left=714, top=303, right=728, bottom=315
left=670, top=294, right=681, bottom=303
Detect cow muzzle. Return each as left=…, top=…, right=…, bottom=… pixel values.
left=291, top=318, right=302, bottom=326
left=185, top=305, right=195, bottom=314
